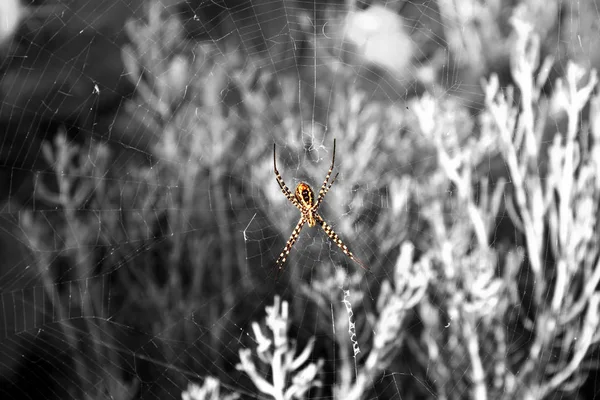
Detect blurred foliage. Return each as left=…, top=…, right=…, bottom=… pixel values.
left=4, top=0, right=600, bottom=400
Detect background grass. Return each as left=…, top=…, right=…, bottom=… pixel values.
left=2, top=0, right=600, bottom=399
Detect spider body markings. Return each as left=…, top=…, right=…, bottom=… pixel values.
left=273, top=139, right=368, bottom=270
left=295, top=182, right=316, bottom=226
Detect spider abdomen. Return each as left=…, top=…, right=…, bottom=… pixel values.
left=295, top=182, right=317, bottom=227
left=295, top=182, right=315, bottom=208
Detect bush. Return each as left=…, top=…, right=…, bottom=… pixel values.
left=14, top=2, right=600, bottom=399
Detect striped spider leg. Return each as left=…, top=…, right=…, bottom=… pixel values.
left=273, top=139, right=368, bottom=271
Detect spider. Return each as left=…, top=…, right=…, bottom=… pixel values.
left=273, top=139, right=368, bottom=271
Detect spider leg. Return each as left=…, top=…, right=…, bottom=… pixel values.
left=314, top=138, right=337, bottom=209
left=314, top=171, right=339, bottom=210
left=277, top=179, right=300, bottom=208
left=274, top=143, right=301, bottom=210
left=275, top=217, right=306, bottom=269
left=316, top=213, right=368, bottom=270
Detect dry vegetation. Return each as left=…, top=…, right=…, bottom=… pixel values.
left=9, top=1, right=600, bottom=399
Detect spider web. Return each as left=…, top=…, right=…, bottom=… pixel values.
left=1, top=0, right=599, bottom=399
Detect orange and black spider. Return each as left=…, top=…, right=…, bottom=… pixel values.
left=273, top=139, right=368, bottom=271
